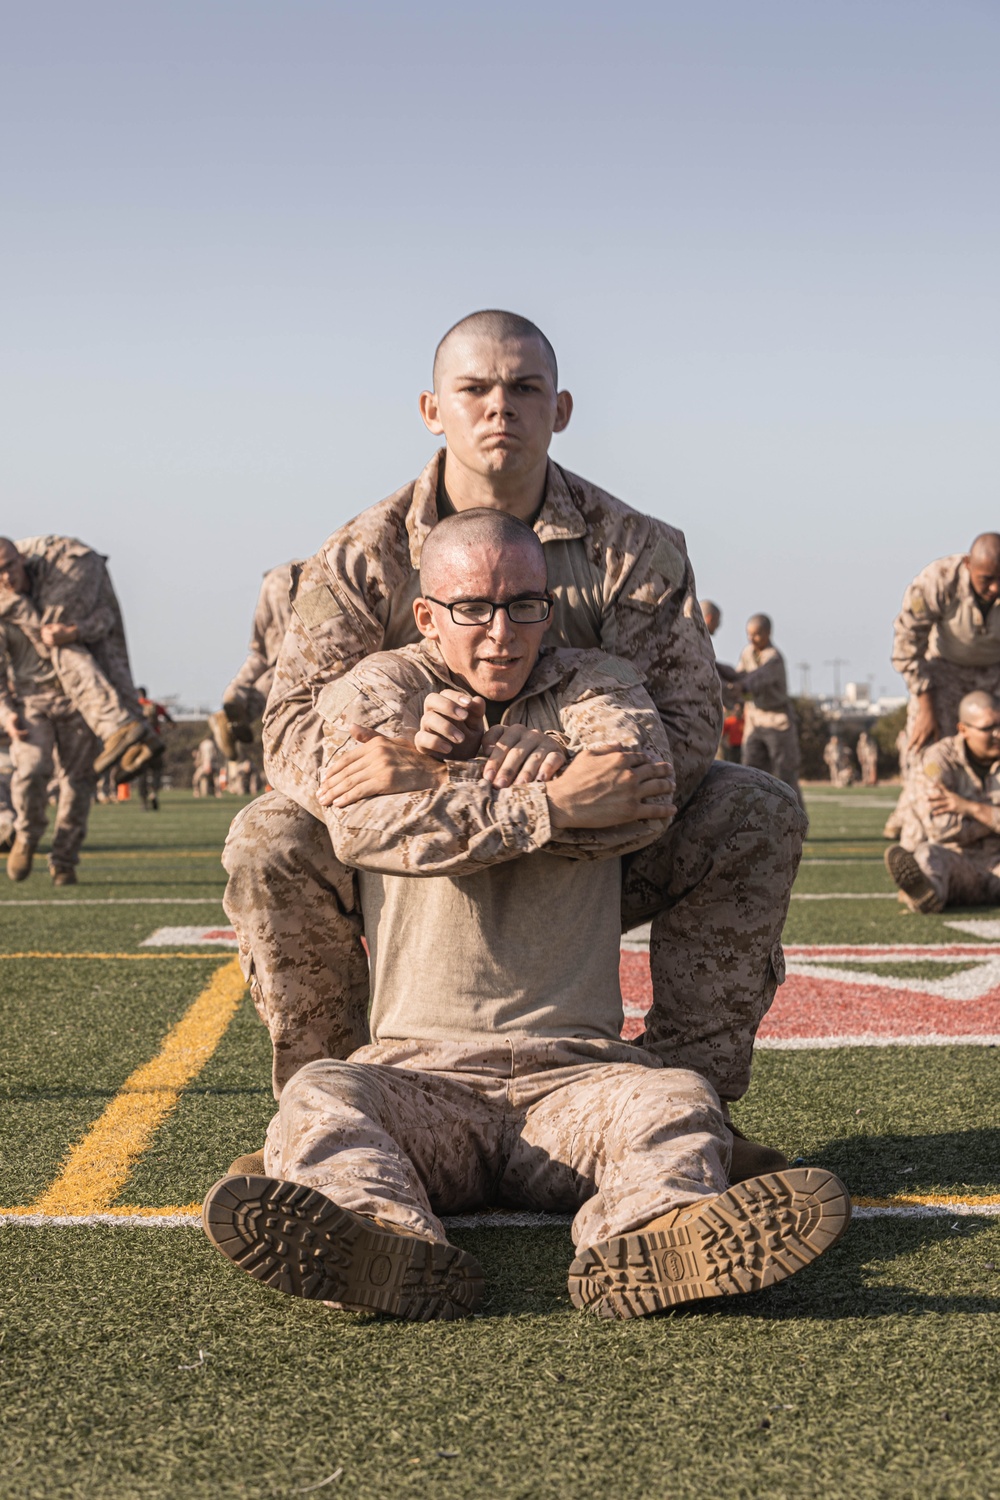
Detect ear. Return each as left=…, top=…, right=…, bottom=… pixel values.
left=419, top=389, right=445, bottom=436
left=553, top=389, right=573, bottom=433
left=413, top=596, right=439, bottom=640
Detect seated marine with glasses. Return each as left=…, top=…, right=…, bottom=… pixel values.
left=885, top=690, right=1000, bottom=913
left=203, top=508, right=849, bottom=1321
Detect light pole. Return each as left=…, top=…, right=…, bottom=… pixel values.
left=825, top=658, right=849, bottom=699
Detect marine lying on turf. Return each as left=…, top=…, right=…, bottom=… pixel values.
left=221, top=311, right=806, bottom=1191
left=204, top=511, right=851, bottom=1321
left=886, top=689, right=1000, bottom=913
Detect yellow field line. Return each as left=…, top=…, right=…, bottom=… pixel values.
left=0, top=952, right=231, bottom=960
left=853, top=1193, right=1000, bottom=1209
left=30, top=958, right=246, bottom=1215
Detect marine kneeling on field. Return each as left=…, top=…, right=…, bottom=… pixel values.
left=885, top=690, right=1000, bottom=914
left=203, top=512, right=850, bottom=1320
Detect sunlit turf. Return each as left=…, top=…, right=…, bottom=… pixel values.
left=1, top=787, right=998, bottom=1498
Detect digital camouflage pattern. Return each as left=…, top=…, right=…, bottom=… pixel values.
left=265, top=1041, right=729, bottom=1251
left=224, top=449, right=804, bottom=1100
left=321, top=641, right=671, bottom=1049
left=263, top=449, right=721, bottom=818
left=0, top=613, right=97, bottom=870
left=823, top=738, right=855, bottom=787
left=888, top=553, right=1000, bottom=833
left=223, top=561, right=296, bottom=723
left=320, top=640, right=673, bottom=875
left=892, top=553, right=1000, bottom=693
left=734, top=642, right=803, bottom=803
left=2, top=536, right=142, bottom=742
left=901, top=733, right=1000, bottom=906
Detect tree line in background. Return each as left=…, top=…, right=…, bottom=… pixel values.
left=795, top=699, right=907, bottom=781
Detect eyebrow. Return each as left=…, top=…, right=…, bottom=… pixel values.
left=441, top=591, right=549, bottom=604
left=453, top=371, right=547, bottom=383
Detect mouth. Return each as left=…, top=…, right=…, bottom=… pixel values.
left=477, top=656, right=522, bottom=670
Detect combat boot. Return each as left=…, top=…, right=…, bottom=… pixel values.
left=209, top=710, right=239, bottom=762
left=7, top=835, right=35, bottom=882
left=567, top=1167, right=851, bottom=1320
left=51, top=867, right=78, bottom=887
left=117, top=735, right=165, bottom=782
left=202, top=1174, right=484, bottom=1321
left=884, top=845, right=943, bottom=914
left=228, top=1150, right=266, bottom=1175
left=93, top=720, right=147, bottom=775
left=728, top=1124, right=789, bottom=1184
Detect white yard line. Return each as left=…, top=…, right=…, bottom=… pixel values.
left=791, top=892, right=897, bottom=901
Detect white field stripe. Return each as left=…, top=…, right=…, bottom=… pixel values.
left=792, top=892, right=897, bottom=901
left=2, top=1204, right=998, bottom=1229
left=141, top=926, right=238, bottom=948
left=0, top=898, right=225, bottom=907
left=754, top=1032, right=1000, bottom=1049
left=800, top=858, right=883, bottom=865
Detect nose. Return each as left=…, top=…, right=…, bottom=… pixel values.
left=486, top=607, right=516, bottom=644
left=484, top=383, right=516, bottom=421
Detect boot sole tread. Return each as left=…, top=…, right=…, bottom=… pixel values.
left=567, top=1167, right=851, bottom=1320
left=202, top=1174, right=484, bottom=1322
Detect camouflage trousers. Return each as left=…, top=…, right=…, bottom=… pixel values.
left=223, top=762, right=806, bottom=1101
left=0, top=746, right=14, bottom=844
left=741, top=725, right=804, bottom=810
left=265, top=1039, right=729, bottom=1251
left=912, top=839, right=1000, bottom=908
left=10, top=697, right=98, bottom=869
left=8, top=582, right=138, bottom=743
left=888, top=661, right=1000, bottom=832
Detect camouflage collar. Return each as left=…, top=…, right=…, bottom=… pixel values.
left=405, top=452, right=587, bottom=568
left=413, top=639, right=572, bottom=705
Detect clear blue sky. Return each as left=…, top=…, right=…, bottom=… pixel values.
left=3, top=1, right=998, bottom=706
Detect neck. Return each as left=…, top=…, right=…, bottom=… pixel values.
left=440, top=449, right=549, bottom=522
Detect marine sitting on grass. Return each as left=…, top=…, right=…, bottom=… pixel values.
left=203, top=510, right=850, bottom=1321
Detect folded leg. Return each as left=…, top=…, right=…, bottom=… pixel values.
left=269, top=1056, right=504, bottom=1242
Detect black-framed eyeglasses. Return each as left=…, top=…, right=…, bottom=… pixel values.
left=423, top=595, right=552, bottom=626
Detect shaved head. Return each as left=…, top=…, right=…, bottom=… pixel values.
left=747, top=613, right=772, bottom=634
left=958, top=690, right=1000, bottom=726
left=419, top=508, right=545, bottom=598
left=969, top=533, right=1000, bottom=565
left=433, top=310, right=557, bottom=391
left=699, top=599, right=721, bottom=635
left=0, top=537, right=27, bottom=594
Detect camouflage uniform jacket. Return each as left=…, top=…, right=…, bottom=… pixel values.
left=735, top=643, right=792, bottom=732
left=14, top=536, right=121, bottom=645
left=0, top=616, right=63, bottom=720
left=892, top=554, right=1000, bottom=694
left=903, top=734, right=1000, bottom=849
left=264, top=449, right=721, bottom=822
left=319, top=640, right=673, bottom=1047
left=227, top=561, right=297, bottom=699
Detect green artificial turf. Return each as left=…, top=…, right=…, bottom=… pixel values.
left=1, top=1222, right=998, bottom=1499
left=2, top=786, right=999, bottom=1498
